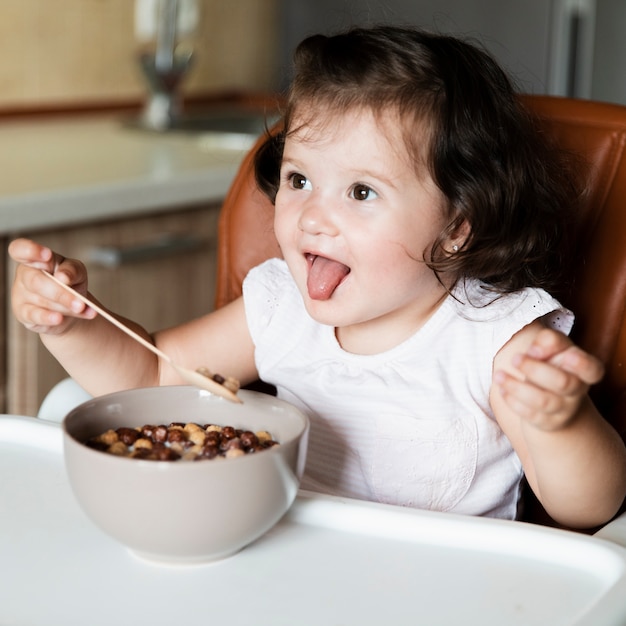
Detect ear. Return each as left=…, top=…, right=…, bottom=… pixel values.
left=449, top=219, right=471, bottom=252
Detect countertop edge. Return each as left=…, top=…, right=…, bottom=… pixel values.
left=0, top=166, right=238, bottom=235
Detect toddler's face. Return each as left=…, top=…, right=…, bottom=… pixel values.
left=274, top=107, right=451, bottom=353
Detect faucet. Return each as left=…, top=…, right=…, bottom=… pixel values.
left=137, top=0, right=193, bottom=130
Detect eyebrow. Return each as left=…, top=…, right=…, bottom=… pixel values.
left=354, top=168, right=400, bottom=190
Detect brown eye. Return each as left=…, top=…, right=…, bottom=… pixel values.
left=351, top=184, right=377, bottom=201
left=289, top=173, right=310, bottom=190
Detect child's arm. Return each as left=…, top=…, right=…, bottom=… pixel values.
left=491, top=321, right=626, bottom=528
left=9, top=238, right=258, bottom=397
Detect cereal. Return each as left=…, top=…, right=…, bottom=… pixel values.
left=99, top=429, right=119, bottom=446
left=85, top=422, right=279, bottom=462
left=117, top=427, right=140, bottom=446
left=225, top=448, right=245, bottom=459
left=108, top=441, right=128, bottom=456
left=188, top=430, right=206, bottom=446
left=196, top=367, right=241, bottom=395
left=256, top=431, right=273, bottom=444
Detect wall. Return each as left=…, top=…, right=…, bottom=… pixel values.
left=592, top=0, right=626, bottom=106
left=278, top=0, right=626, bottom=106
left=278, top=0, right=553, bottom=94
left=0, top=0, right=280, bottom=111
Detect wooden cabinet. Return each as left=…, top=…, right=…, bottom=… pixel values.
left=5, top=203, right=220, bottom=416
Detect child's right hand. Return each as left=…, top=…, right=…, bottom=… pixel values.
left=8, top=238, right=97, bottom=335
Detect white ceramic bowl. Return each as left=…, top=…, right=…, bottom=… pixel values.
left=62, top=386, right=309, bottom=565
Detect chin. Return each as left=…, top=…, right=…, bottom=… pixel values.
left=303, top=298, right=340, bottom=325
left=303, top=296, right=360, bottom=330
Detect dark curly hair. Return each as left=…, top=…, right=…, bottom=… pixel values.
left=255, top=25, right=582, bottom=294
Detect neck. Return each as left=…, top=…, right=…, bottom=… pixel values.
left=335, top=290, right=449, bottom=355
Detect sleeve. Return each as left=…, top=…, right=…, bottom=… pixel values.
left=456, top=286, right=576, bottom=421
left=242, top=258, right=291, bottom=347
left=489, top=288, right=575, bottom=356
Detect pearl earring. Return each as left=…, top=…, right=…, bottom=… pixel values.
left=452, top=244, right=459, bottom=252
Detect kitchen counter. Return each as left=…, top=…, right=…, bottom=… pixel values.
left=0, top=114, right=253, bottom=234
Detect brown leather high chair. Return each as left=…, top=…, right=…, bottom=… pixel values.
left=214, top=94, right=626, bottom=528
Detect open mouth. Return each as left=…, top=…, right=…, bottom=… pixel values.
left=305, top=253, right=351, bottom=300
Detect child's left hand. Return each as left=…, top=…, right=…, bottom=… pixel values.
left=492, top=324, right=626, bottom=528
left=493, top=326, right=604, bottom=432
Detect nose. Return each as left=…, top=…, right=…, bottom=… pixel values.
left=298, top=195, right=339, bottom=236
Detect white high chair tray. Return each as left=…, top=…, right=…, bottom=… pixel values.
left=1, top=414, right=626, bottom=626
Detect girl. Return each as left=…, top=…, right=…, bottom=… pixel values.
left=10, top=26, right=626, bottom=528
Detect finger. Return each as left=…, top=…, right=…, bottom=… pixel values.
left=17, top=266, right=92, bottom=318
left=37, top=279, right=93, bottom=317
left=493, top=370, right=577, bottom=429
left=513, top=354, right=584, bottom=396
left=496, top=367, right=569, bottom=410
left=49, top=258, right=89, bottom=290
left=525, top=327, right=572, bottom=361
left=548, top=346, right=605, bottom=386
left=17, top=288, right=96, bottom=328
left=518, top=328, right=604, bottom=387
left=19, top=302, right=66, bottom=330
left=8, top=238, right=55, bottom=269
left=52, top=255, right=67, bottom=273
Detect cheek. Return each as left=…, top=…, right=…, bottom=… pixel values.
left=273, top=196, right=292, bottom=246
left=367, top=243, right=417, bottom=277
left=357, top=231, right=432, bottom=288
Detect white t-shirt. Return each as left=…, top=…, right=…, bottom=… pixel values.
left=243, top=258, right=574, bottom=519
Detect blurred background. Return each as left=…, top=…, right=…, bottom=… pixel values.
left=0, top=0, right=624, bottom=417
left=0, top=0, right=280, bottom=113
left=279, top=0, right=626, bottom=105
left=0, top=0, right=624, bottom=115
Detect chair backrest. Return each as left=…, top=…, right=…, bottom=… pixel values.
left=516, top=96, right=626, bottom=440
left=215, top=95, right=626, bottom=524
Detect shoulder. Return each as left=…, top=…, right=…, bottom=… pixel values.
left=452, top=280, right=573, bottom=335
left=242, top=258, right=303, bottom=341
left=244, top=258, right=292, bottom=289
left=443, top=282, right=574, bottom=391
left=243, top=258, right=296, bottom=304
left=455, top=280, right=567, bottom=315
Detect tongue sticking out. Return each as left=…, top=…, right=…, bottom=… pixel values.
left=307, top=256, right=350, bottom=300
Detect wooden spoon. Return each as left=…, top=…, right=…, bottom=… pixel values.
left=42, top=270, right=242, bottom=404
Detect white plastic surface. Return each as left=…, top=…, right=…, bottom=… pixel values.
left=1, top=414, right=626, bottom=626
left=37, top=377, right=92, bottom=423
left=597, top=511, right=626, bottom=549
